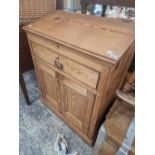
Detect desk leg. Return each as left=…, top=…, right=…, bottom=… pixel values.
left=19, top=72, right=30, bottom=105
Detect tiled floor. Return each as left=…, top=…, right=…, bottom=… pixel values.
left=19, top=70, right=97, bottom=155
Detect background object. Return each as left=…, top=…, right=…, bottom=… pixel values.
left=19, top=0, right=56, bottom=24
left=19, top=25, right=34, bottom=105
left=94, top=4, right=103, bottom=16
left=96, top=98, right=135, bottom=155
left=63, top=0, right=81, bottom=12
left=81, top=0, right=135, bottom=16
left=19, top=0, right=56, bottom=105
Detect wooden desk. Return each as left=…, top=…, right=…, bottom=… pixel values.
left=24, top=10, right=135, bottom=145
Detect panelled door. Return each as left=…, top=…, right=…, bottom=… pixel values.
left=34, top=59, right=96, bottom=134
left=35, top=61, right=61, bottom=112
left=58, top=74, right=96, bottom=134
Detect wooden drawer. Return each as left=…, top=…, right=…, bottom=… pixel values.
left=31, top=42, right=99, bottom=89
left=28, top=33, right=104, bottom=72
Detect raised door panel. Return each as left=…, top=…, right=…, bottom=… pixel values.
left=59, top=76, right=95, bottom=133
left=37, top=62, right=60, bottom=111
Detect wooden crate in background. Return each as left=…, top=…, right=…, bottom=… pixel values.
left=19, top=0, right=56, bottom=24
left=95, top=98, right=135, bottom=155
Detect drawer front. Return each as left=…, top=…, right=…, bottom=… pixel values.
left=31, top=42, right=99, bottom=89
left=28, top=34, right=104, bottom=72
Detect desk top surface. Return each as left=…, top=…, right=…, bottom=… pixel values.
left=24, top=10, right=135, bottom=64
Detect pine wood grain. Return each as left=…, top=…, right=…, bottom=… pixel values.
left=24, top=11, right=135, bottom=145
left=31, top=42, right=99, bottom=89
left=24, top=10, right=134, bottom=64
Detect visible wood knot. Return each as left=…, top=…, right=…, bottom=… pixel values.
left=54, top=16, right=60, bottom=20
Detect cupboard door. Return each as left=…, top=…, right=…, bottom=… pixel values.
left=59, top=75, right=95, bottom=133
left=36, top=61, right=60, bottom=111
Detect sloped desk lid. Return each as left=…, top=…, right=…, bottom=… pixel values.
left=24, top=10, right=135, bottom=64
